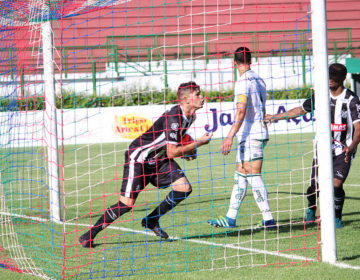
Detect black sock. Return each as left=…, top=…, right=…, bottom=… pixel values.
left=307, top=185, right=317, bottom=210
left=145, top=190, right=192, bottom=223
left=334, top=187, right=345, bottom=220
left=88, top=201, right=131, bottom=239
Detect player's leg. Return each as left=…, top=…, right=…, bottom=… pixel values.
left=208, top=140, right=248, bottom=228
left=333, top=179, right=345, bottom=228
left=243, top=140, right=275, bottom=229
left=141, top=159, right=191, bottom=239
left=79, top=156, right=144, bottom=248
left=208, top=164, right=247, bottom=228
left=332, top=152, right=352, bottom=228
left=243, top=160, right=276, bottom=229
left=305, top=158, right=318, bottom=223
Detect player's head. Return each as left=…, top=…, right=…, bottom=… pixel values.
left=329, top=63, right=347, bottom=91
left=234, top=47, right=251, bottom=66
left=177, top=81, right=204, bottom=110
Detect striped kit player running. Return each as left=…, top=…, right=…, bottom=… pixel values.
left=79, top=82, right=213, bottom=247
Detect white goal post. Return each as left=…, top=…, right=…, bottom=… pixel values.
left=41, top=12, right=61, bottom=223
left=310, top=0, right=337, bottom=263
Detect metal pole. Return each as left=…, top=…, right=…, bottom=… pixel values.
left=310, top=0, right=337, bottom=263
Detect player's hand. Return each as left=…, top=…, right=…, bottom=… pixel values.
left=220, top=137, right=233, bottom=155
left=263, top=114, right=275, bottom=126
left=343, top=146, right=354, bottom=163
left=185, top=155, right=197, bottom=161
left=198, top=132, right=213, bottom=146
left=183, top=149, right=197, bottom=161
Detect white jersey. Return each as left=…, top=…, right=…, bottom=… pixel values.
left=234, top=69, right=268, bottom=141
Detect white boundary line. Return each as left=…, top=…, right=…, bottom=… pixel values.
left=2, top=212, right=360, bottom=270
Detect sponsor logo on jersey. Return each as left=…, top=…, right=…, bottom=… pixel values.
left=170, top=132, right=177, bottom=140
left=113, top=114, right=153, bottom=139
left=332, top=143, right=343, bottom=150
left=331, top=123, right=347, bottom=131
left=336, top=170, right=344, bottom=179
left=171, top=123, right=179, bottom=130
left=341, top=110, right=348, bottom=118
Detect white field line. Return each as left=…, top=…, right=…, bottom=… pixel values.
left=2, top=212, right=360, bottom=270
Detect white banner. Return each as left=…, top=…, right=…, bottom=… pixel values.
left=0, top=100, right=315, bottom=147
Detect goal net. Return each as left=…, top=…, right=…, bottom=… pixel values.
left=0, top=0, right=343, bottom=278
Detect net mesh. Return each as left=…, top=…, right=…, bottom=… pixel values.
left=1, top=0, right=352, bottom=279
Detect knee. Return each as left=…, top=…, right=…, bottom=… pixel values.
left=172, top=177, right=192, bottom=193
left=237, top=166, right=248, bottom=175
left=183, top=184, right=192, bottom=193
left=120, top=196, right=135, bottom=207
left=333, top=182, right=343, bottom=189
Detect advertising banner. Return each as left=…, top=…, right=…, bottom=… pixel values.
left=2, top=100, right=315, bottom=147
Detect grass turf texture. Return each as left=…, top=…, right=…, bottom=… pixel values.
left=1, top=133, right=360, bottom=279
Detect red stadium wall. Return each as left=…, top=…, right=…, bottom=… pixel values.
left=3, top=0, right=360, bottom=75
left=56, top=0, right=360, bottom=73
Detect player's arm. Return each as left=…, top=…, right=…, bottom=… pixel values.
left=344, top=122, right=360, bottom=163
left=166, top=132, right=213, bottom=158
left=220, top=97, right=247, bottom=155
left=264, top=94, right=313, bottom=124
left=264, top=106, right=307, bottom=123
left=344, top=98, right=360, bottom=162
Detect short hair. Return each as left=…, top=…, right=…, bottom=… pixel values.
left=177, top=81, right=200, bottom=100
left=329, top=63, right=347, bottom=82
left=234, top=47, right=252, bottom=65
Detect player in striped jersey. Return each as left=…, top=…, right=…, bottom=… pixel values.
left=265, top=63, right=360, bottom=228
left=208, top=47, right=276, bottom=230
left=79, top=82, right=213, bottom=247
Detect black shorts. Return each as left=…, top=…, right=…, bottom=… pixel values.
left=121, top=153, right=186, bottom=199
left=310, top=152, right=352, bottom=187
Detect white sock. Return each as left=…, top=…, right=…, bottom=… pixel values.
left=249, top=174, right=274, bottom=221
left=226, top=171, right=248, bottom=220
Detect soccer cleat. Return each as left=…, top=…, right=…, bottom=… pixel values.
left=255, top=219, right=277, bottom=230
left=335, top=218, right=344, bottom=229
left=207, top=216, right=236, bottom=228
left=305, top=208, right=316, bottom=223
left=79, top=232, right=94, bottom=248
left=141, top=218, right=169, bottom=239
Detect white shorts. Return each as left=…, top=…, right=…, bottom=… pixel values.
left=236, top=139, right=268, bottom=162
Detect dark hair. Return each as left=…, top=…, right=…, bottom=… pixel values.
left=177, top=81, right=200, bottom=100
left=234, top=47, right=251, bottom=65
left=329, top=63, right=347, bottom=82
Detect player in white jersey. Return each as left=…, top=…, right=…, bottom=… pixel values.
left=208, top=47, right=276, bottom=229
left=264, top=63, right=360, bottom=228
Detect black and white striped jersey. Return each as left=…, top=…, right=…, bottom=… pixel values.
left=127, top=105, right=194, bottom=163
left=302, top=88, right=360, bottom=155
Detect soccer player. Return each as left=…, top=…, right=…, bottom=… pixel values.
left=264, top=63, right=360, bottom=228
left=207, top=47, right=276, bottom=229
left=79, top=81, right=213, bottom=247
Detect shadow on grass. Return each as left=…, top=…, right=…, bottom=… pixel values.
left=179, top=219, right=319, bottom=240
left=341, top=255, right=360, bottom=261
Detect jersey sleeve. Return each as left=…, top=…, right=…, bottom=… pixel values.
left=350, top=96, right=360, bottom=124
left=165, top=114, right=182, bottom=145
left=233, top=80, right=248, bottom=104
left=302, top=94, right=315, bottom=113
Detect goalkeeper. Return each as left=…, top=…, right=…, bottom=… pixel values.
left=79, top=82, right=213, bottom=247
left=264, top=63, right=360, bottom=228
left=208, top=47, right=276, bottom=229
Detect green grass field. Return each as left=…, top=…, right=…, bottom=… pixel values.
left=1, top=133, right=360, bottom=279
